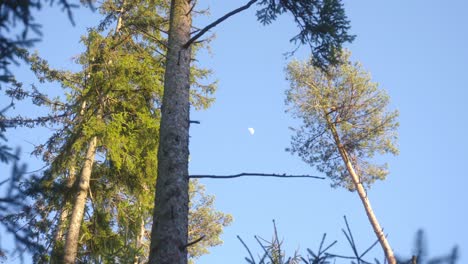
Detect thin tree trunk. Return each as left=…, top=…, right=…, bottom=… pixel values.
left=54, top=164, right=77, bottom=240
left=62, top=136, right=98, bottom=264
left=325, top=113, right=397, bottom=264
left=51, top=164, right=77, bottom=261
left=133, top=218, right=146, bottom=264
left=52, top=100, right=87, bottom=262
left=61, top=7, right=124, bottom=262
left=148, top=0, right=192, bottom=263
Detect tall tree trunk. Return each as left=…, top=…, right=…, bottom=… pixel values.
left=148, top=0, right=192, bottom=263
left=325, top=114, right=397, bottom=264
left=63, top=136, right=98, bottom=264
left=52, top=100, right=87, bottom=262
left=51, top=163, right=77, bottom=261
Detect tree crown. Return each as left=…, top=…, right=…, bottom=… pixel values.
left=257, top=0, right=355, bottom=68
left=286, top=51, right=399, bottom=190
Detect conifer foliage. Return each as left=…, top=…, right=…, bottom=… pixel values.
left=286, top=51, right=399, bottom=263
left=286, top=51, right=399, bottom=190
left=1, top=0, right=230, bottom=263
left=0, top=0, right=83, bottom=84
left=256, top=0, right=355, bottom=67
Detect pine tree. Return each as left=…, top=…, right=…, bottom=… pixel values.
left=285, top=50, right=399, bottom=264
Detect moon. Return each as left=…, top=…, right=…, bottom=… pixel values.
left=248, top=127, right=255, bottom=135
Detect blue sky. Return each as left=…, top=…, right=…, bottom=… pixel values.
left=1, top=0, right=467, bottom=263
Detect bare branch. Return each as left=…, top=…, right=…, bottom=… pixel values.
left=184, top=0, right=258, bottom=48
left=181, top=235, right=205, bottom=250
left=186, top=0, right=197, bottom=15
left=237, top=235, right=256, bottom=263
left=189, top=172, right=324, bottom=180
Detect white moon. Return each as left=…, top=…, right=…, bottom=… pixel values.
left=248, top=128, right=255, bottom=135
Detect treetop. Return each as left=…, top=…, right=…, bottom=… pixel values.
left=286, top=51, right=399, bottom=190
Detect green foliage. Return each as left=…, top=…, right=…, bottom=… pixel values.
left=1, top=0, right=225, bottom=262
left=188, top=180, right=233, bottom=262
left=285, top=51, right=399, bottom=190
left=0, top=105, right=18, bottom=163
left=256, top=0, right=355, bottom=68
left=0, top=0, right=84, bottom=84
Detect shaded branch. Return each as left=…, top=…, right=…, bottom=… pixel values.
left=181, top=235, right=205, bottom=250
left=132, top=24, right=168, bottom=49
left=183, top=0, right=258, bottom=48
left=237, top=235, right=256, bottom=263
left=186, top=0, right=197, bottom=16
left=189, top=172, right=324, bottom=180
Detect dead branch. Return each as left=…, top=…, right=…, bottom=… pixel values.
left=183, top=0, right=258, bottom=49
left=189, top=173, right=324, bottom=180
left=181, top=235, right=205, bottom=250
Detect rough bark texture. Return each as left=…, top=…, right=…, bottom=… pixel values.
left=63, top=136, right=98, bottom=264
left=148, top=0, right=192, bottom=263
left=325, top=114, right=397, bottom=264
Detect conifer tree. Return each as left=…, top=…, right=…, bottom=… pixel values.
left=285, top=51, right=399, bottom=264
left=2, top=0, right=229, bottom=262
left=149, top=1, right=354, bottom=263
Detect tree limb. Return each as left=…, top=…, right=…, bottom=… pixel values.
left=181, top=235, right=205, bottom=250
left=189, top=172, right=325, bottom=180
left=183, top=0, right=258, bottom=48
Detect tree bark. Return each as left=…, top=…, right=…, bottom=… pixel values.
left=53, top=100, right=87, bottom=262
left=62, top=136, right=98, bottom=264
left=133, top=218, right=146, bottom=264
left=148, top=0, right=192, bottom=263
left=325, top=113, right=396, bottom=264
left=51, top=163, right=77, bottom=261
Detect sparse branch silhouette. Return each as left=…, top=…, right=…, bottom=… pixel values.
left=189, top=173, right=325, bottom=180
left=184, top=0, right=258, bottom=49
left=239, top=218, right=459, bottom=264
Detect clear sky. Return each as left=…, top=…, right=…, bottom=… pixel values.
left=1, top=0, right=467, bottom=263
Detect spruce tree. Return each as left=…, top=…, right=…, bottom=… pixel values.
left=2, top=0, right=229, bottom=262
left=149, top=1, right=354, bottom=263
